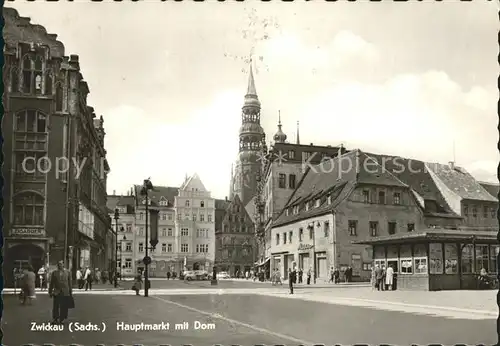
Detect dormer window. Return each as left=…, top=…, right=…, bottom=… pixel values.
left=285, top=209, right=289, bottom=216
left=305, top=203, right=310, bottom=211
left=327, top=195, right=332, bottom=205
left=315, top=199, right=320, bottom=207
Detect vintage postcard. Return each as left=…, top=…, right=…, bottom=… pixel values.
left=2, top=1, right=498, bottom=345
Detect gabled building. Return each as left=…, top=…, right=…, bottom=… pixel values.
left=271, top=149, right=422, bottom=282
left=215, top=195, right=256, bottom=276
left=174, top=173, right=216, bottom=272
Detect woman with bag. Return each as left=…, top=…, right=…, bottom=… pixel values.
left=21, top=266, right=36, bottom=305
left=132, top=271, right=143, bottom=296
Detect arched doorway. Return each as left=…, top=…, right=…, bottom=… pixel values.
left=193, top=262, right=200, bottom=271
left=5, top=243, right=45, bottom=287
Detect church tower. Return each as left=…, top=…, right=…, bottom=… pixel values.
left=231, top=62, right=266, bottom=206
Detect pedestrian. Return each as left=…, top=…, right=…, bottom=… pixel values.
left=307, top=266, right=312, bottom=285
left=95, top=268, right=101, bottom=284
left=37, top=266, right=46, bottom=291
left=76, top=268, right=83, bottom=289
left=385, top=265, right=394, bottom=291
left=370, top=266, right=376, bottom=290
left=167, top=271, right=171, bottom=280
left=21, top=266, right=36, bottom=305
left=298, top=268, right=303, bottom=284
left=84, top=267, right=93, bottom=291
left=329, top=267, right=334, bottom=283
left=132, top=271, right=143, bottom=296
left=102, top=270, right=108, bottom=284
left=374, top=265, right=384, bottom=291
left=288, top=267, right=296, bottom=294
left=334, top=267, right=340, bottom=284
left=49, top=260, right=73, bottom=325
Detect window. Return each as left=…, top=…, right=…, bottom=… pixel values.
left=400, top=258, right=413, bottom=274
left=414, top=258, right=427, bottom=274
left=288, top=150, right=295, bottom=159
left=126, top=224, right=132, bottom=232
left=444, top=243, right=458, bottom=274
left=196, top=244, right=209, bottom=253
left=181, top=228, right=189, bottom=236
left=378, top=191, right=386, bottom=204
left=315, top=199, right=320, bottom=207
left=393, top=192, right=401, bottom=205
left=463, top=205, right=469, bottom=216
left=490, top=245, right=499, bottom=273
left=276, top=233, right=280, bottom=245
left=407, top=223, right=415, bottom=232
left=289, top=174, right=296, bottom=189
left=125, top=259, right=132, bottom=268
left=168, top=213, right=173, bottom=221
left=139, top=227, right=144, bottom=236
left=362, top=263, right=373, bottom=271
left=369, top=221, right=378, bottom=237
left=161, top=243, right=167, bottom=252
left=278, top=174, right=286, bottom=188
left=21, top=55, right=36, bottom=94
left=13, top=193, right=45, bottom=225
left=299, top=228, right=303, bottom=242
left=323, top=222, right=329, bottom=237
left=15, top=152, right=48, bottom=178
left=492, top=207, right=497, bottom=218
left=167, top=228, right=173, bottom=236
left=282, top=232, right=286, bottom=244
left=289, top=231, right=293, bottom=244
left=208, top=214, right=212, bottom=222
left=461, top=244, right=473, bottom=273
left=309, top=227, right=313, bottom=240
left=200, top=201, right=205, bottom=208
left=184, top=213, right=189, bottom=220
left=159, top=200, right=168, bottom=206
left=125, top=243, right=132, bottom=252
left=472, top=207, right=477, bottom=218
left=161, top=213, right=167, bottom=220
left=167, top=243, right=173, bottom=252
left=302, top=152, right=312, bottom=160
left=363, top=190, right=370, bottom=203
left=200, top=214, right=205, bottom=222
left=192, top=214, right=197, bottom=221
left=117, top=260, right=121, bottom=269
left=185, top=200, right=190, bottom=207
left=348, top=220, right=357, bottom=236
left=139, top=213, right=144, bottom=220
left=15, top=110, right=47, bottom=133
left=139, top=243, right=144, bottom=252
left=475, top=245, right=489, bottom=273
left=181, top=244, right=188, bottom=253
left=388, top=222, right=396, bottom=235
left=177, top=213, right=181, bottom=220
left=373, top=259, right=386, bottom=269
left=483, top=206, right=488, bottom=218
left=161, top=228, right=167, bottom=237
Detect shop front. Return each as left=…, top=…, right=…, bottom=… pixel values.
left=354, top=229, right=498, bottom=291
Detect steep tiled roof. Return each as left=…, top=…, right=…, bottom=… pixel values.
left=426, top=163, right=497, bottom=202
left=365, top=153, right=456, bottom=215
left=273, top=150, right=408, bottom=227
left=133, top=185, right=178, bottom=207
left=106, top=195, right=135, bottom=214
left=479, top=182, right=500, bottom=200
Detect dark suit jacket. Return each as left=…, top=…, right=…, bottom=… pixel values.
left=375, top=267, right=384, bottom=280
left=49, top=269, right=72, bottom=296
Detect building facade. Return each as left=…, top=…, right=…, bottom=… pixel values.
left=215, top=195, right=256, bottom=276
left=3, top=8, right=111, bottom=286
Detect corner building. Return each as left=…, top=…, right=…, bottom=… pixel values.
left=2, top=8, right=112, bottom=286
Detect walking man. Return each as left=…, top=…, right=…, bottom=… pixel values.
left=288, top=267, right=296, bottom=294
left=84, top=267, right=93, bottom=291
left=49, top=260, right=72, bottom=325
left=76, top=268, right=83, bottom=289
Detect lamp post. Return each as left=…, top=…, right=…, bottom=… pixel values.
left=308, top=223, right=317, bottom=284
left=140, top=178, right=154, bottom=297
left=114, top=209, right=120, bottom=287
left=119, top=234, right=127, bottom=280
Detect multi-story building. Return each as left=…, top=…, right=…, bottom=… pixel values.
left=174, top=174, right=216, bottom=272
left=271, top=149, right=423, bottom=281
left=107, top=192, right=135, bottom=277
left=133, top=185, right=178, bottom=277
left=215, top=195, right=256, bottom=276
left=2, top=8, right=111, bottom=285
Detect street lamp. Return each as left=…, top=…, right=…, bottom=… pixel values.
left=140, top=178, right=155, bottom=297
left=308, top=223, right=316, bottom=284
left=119, top=234, right=127, bottom=280
left=114, top=209, right=120, bottom=287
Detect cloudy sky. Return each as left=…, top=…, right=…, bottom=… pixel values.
left=11, top=1, right=499, bottom=199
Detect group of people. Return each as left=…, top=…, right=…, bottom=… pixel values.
left=75, top=267, right=110, bottom=290
left=372, top=264, right=395, bottom=291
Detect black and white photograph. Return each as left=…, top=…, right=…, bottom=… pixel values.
left=1, top=1, right=499, bottom=345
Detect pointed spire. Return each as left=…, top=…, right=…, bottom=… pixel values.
left=273, top=110, right=287, bottom=143
left=278, top=110, right=282, bottom=126
left=246, top=60, right=257, bottom=96
left=296, top=121, right=300, bottom=145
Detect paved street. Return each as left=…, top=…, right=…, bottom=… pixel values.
left=3, top=289, right=496, bottom=345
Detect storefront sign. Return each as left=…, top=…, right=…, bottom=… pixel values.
left=298, top=244, right=314, bottom=251
left=10, top=228, right=46, bottom=237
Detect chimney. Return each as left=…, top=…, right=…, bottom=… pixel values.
left=449, top=161, right=455, bottom=170
left=225, top=196, right=228, bottom=202
left=310, top=143, right=314, bottom=146
left=113, top=190, right=116, bottom=195
left=338, top=143, right=344, bottom=157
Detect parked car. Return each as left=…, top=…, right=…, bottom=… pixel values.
left=184, top=270, right=210, bottom=281
left=216, top=271, right=230, bottom=279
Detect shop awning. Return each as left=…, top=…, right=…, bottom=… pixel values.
left=352, top=228, right=497, bottom=245
left=255, top=257, right=270, bottom=266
